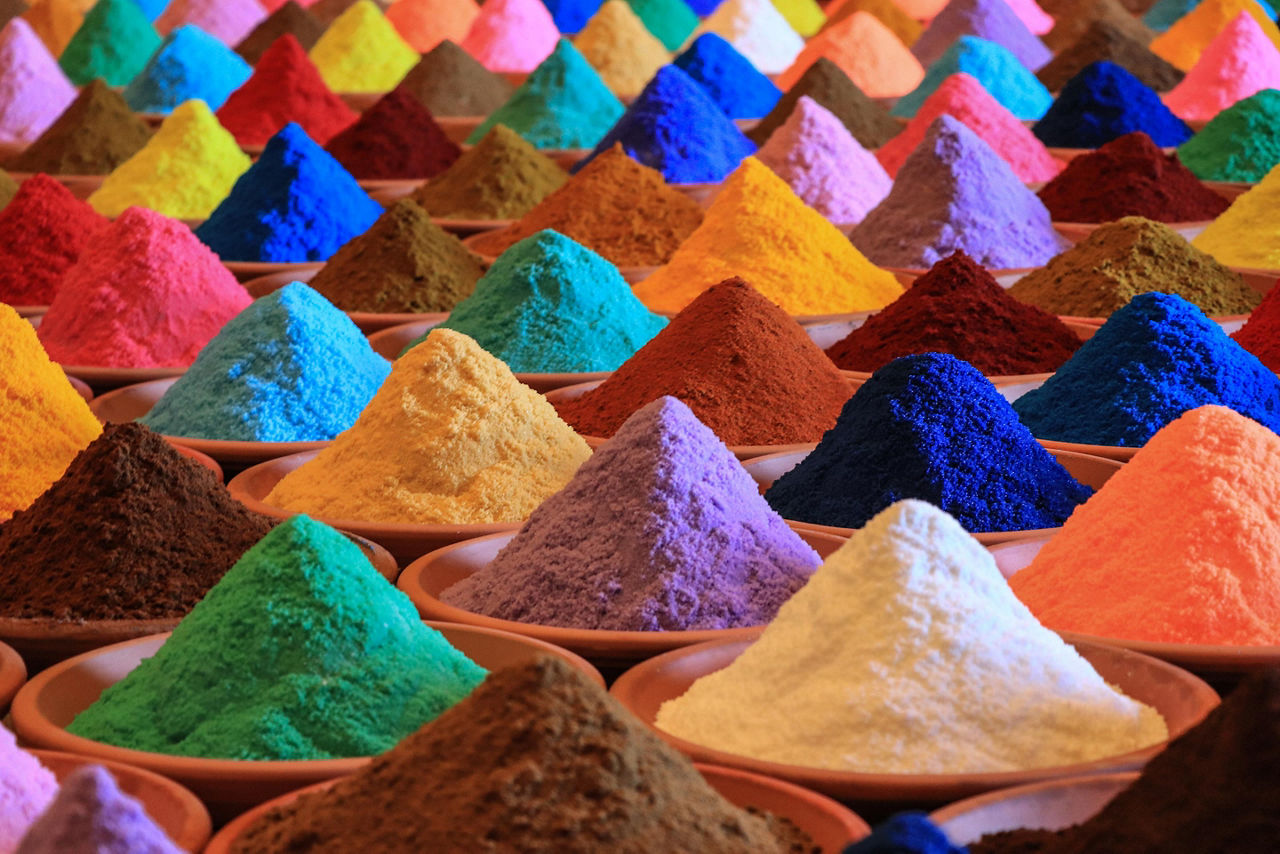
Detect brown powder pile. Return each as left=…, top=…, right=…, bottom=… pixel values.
left=395, top=39, right=517, bottom=117
left=8, top=79, right=151, bottom=175
left=411, top=124, right=568, bottom=220
left=1038, top=20, right=1184, bottom=92
left=748, top=57, right=899, bottom=150
left=234, top=1, right=324, bottom=66
left=1042, top=0, right=1155, bottom=52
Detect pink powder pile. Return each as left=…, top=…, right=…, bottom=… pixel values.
left=1004, top=0, right=1054, bottom=35
left=0, top=19, right=75, bottom=148
left=1163, top=12, right=1280, bottom=121
left=37, top=207, right=252, bottom=369
left=877, top=72, right=1066, bottom=183
left=0, top=727, right=58, bottom=854
left=459, top=0, right=559, bottom=73
left=154, top=0, right=268, bottom=46
left=756, top=95, right=892, bottom=225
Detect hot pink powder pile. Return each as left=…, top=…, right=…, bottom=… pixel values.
left=154, top=0, right=268, bottom=46
left=1163, top=12, right=1280, bottom=121
left=37, top=207, right=252, bottom=369
left=0, top=727, right=58, bottom=854
left=460, top=0, right=559, bottom=73
left=0, top=19, right=75, bottom=148
left=1004, top=0, right=1054, bottom=35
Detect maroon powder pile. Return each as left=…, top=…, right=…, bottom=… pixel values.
left=324, top=89, right=462, bottom=180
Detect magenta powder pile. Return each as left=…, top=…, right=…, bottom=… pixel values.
left=440, top=396, right=821, bottom=631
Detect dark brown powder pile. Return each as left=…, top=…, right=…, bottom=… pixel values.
left=230, top=657, right=815, bottom=854
left=309, top=0, right=389, bottom=24
left=1042, top=0, right=1155, bottom=52
left=324, top=89, right=461, bottom=180
left=235, top=1, right=324, bottom=66
left=1038, top=20, right=1183, bottom=93
left=8, top=79, right=151, bottom=175
left=395, top=39, right=516, bottom=118
left=0, top=0, right=27, bottom=30
left=308, top=199, right=486, bottom=313
left=0, top=423, right=274, bottom=622
left=747, top=58, right=899, bottom=150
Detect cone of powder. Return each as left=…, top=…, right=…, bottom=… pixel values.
left=0, top=18, right=76, bottom=147
left=1150, top=0, right=1280, bottom=71
left=910, top=0, right=1052, bottom=72
left=385, top=0, right=477, bottom=52
left=892, top=36, right=1053, bottom=119
left=572, top=1, right=669, bottom=99
left=1164, top=13, right=1280, bottom=121
left=626, top=0, right=699, bottom=51
left=772, top=0, right=825, bottom=36
left=1038, top=20, right=1184, bottom=93
left=460, top=0, right=559, bottom=73
left=1232, top=284, right=1280, bottom=370
left=1043, top=0, right=1152, bottom=53
left=0, top=727, right=58, bottom=852
left=689, top=0, right=804, bottom=74
left=0, top=174, right=107, bottom=307
left=123, top=24, right=253, bottom=114
left=539, top=0, right=602, bottom=33
left=308, top=1, right=417, bottom=93
left=234, top=2, right=323, bottom=65
left=672, top=34, right=781, bottom=120
left=14, top=766, right=180, bottom=854
left=8, top=79, right=150, bottom=175
left=1033, top=61, right=1192, bottom=147
left=393, top=39, right=515, bottom=117
left=1177, top=88, right=1280, bottom=181
left=748, top=57, right=899, bottom=149
left=776, top=12, right=924, bottom=96
left=1193, top=163, right=1280, bottom=268
left=323, top=89, right=461, bottom=180
left=20, top=0, right=79, bottom=57
left=823, top=0, right=923, bottom=45
left=57, top=0, right=160, bottom=86
left=154, top=0, right=266, bottom=46
left=413, top=124, right=568, bottom=220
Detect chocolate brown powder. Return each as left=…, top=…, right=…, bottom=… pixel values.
left=747, top=58, right=899, bottom=151
left=8, top=79, right=151, bottom=175
left=235, top=1, right=325, bottom=67
left=394, top=39, right=516, bottom=118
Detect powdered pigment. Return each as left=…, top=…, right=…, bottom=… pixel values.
left=57, top=0, right=159, bottom=86
left=910, top=0, right=1052, bottom=72
left=0, top=18, right=75, bottom=147
left=1177, top=87, right=1280, bottom=181
left=573, top=0, right=670, bottom=99
left=1165, top=13, right=1280, bottom=122
left=412, top=124, right=568, bottom=219
left=628, top=0, right=699, bottom=52
left=0, top=728, right=57, bottom=854
left=384, top=0, right=477, bottom=52
left=747, top=57, right=898, bottom=149
left=1038, top=20, right=1184, bottom=92
left=0, top=174, right=107, bottom=307
left=15, top=766, right=180, bottom=854
left=689, top=0, right=804, bottom=75
left=1150, top=0, right=1280, bottom=71
left=154, top=0, right=266, bottom=46
left=891, top=36, right=1053, bottom=120
left=392, top=39, right=515, bottom=117
left=1193, top=161, right=1280, bottom=267
left=8, top=79, right=150, bottom=175
left=776, top=12, right=924, bottom=97
left=672, top=34, right=781, bottom=120
left=1232, top=282, right=1280, bottom=369
left=234, top=2, right=323, bottom=66
left=123, top=24, right=252, bottom=114
left=308, top=1, right=416, bottom=93
left=1033, top=61, right=1192, bottom=147
left=459, top=0, right=559, bottom=73
left=323, top=89, right=460, bottom=180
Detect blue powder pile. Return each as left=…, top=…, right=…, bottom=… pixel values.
left=841, top=814, right=966, bottom=854
left=576, top=65, right=757, bottom=183
left=684, top=0, right=724, bottom=13
left=1013, top=292, right=1280, bottom=446
left=427, top=229, right=668, bottom=372
left=195, top=122, right=383, bottom=263
left=123, top=25, right=253, bottom=114
left=892, top=36, right=1053, bottom=120
left=539, top=0, right=604, bottom=33
left=132, top=0, right=168, bottom=20
left=764, top=352, right=1094, bottom=533
left=139, top=282, right=390, bottom=442
left=1144, top=0, right=1276, bottom=31
left=1033, top=61, right=1192, bottom=148
left=673, top=34, right=782, bottom=119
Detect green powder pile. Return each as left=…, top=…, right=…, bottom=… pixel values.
left=66, top=515, right=487, bottom=761
left=412, top=124, right=569, bottom=219
left=1177, top=89, right=1280, bottom=182
left=57, top=0, right=161, bottom=86
left=8, top=79, right=151, bottom=175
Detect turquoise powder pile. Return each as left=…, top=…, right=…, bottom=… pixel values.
left=123, top=24, right=252, bottom=114
left=893, top=35, right=1053, bottom=120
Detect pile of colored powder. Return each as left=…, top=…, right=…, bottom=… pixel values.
left=15, top=766, right=180, bottom=854
left=57, top=0, right=159, bottom=86
left=853, top=115, right=1069, bottom=270
left=1232, top=283, right=1280, bottom=368
left=826, top=253, right=1083, bottom=374
left=690, top=0, right=804, bottom=75
left=393, top=39, right=515, bottom=117
left=876, top=72, right=1065, bottom=182
left=1012, top=292, right=1280, bottom=445
left=1038, top=20, right=1185, bottom=92
left=21, top=0, right=79, bottom=57
left=755, top=95, right=891, bottom=225
left=577, top=65, right=756, bottom=183
left=154, top=0, right=266, bottom=47
left=0, top=18, right=75, bottom=147
left=432, top=230, right=667, bottom=372
left=770, top=0, right=824, bottom=37
left=122, top=25, right=252, bottom=114
left=311, top=0, right=388, bottom=24
left=1193, top=164, right=1280, bottom=267
left=910, top=0, right=1052, bottom=72
left=140, top=285, right=389, bottom=442
left=556, top=279, right=856, bottom=444
left=234, top=1, right=323, bottom=65
left=265, top=329, right=591, bottom=524
left=635, top=159, right=902, bottom=314
left=443, top=396, right=820, bottom=629
left=1034, top=62, right=1194, bottom=148
left=656, top=499, right=1166, bottom=773
left=460, top=0, right=559, bottom=73
left=628, top=0, right=698, bottom=50
left=1150, top=0, right=1280, bottom=71
left=9, top=80, right=149, bottom=174
left=747, top=56, right=898, bottom=149
left=846, top=816, right=964, bottom=854
left=66, top=515, right=486, bottom=760
left=468, top=144, right=704, bottom=266
left=308, top=199, right=486, bottom=313
left=0, top=171, right=16, bottom=209
left=1177, top=88, right=1280, bottom=180
left=824, top=0, right=922, bottom=47
left=309, top=1, right=416, bottom=93
left=465, top=39, right=624, bottom=150
left=573, top=0, right=669, bottom=99
left=1144, top=0, right=1278, bottom=30
left=0, top=728, right=57, bottom=853
left=892, top=36, right=1053, bottom=120
left=0, top=423, right=275, bottom=621
left=215, top=34, right=357, bottom=147
left=385, top=0, right=478, bottom=52
left=412, top=124, right=568, bottom=219
left=775, top=12, right=924, bottom=97
left=1165, top=13, right=1280, bottom=120
left=672, top=34, right=781, bottom=120
left=129, top=0, right=170, bottom=19
left=1042, top=0, right=1153, bottom=54
left=540, top=0, right=601, bottom=33
left=324, top=89, right=461, bottom=180
left=1005, top=0, right=1055, bottom=33
left=196, top=123, right=382, bottom=263
left=0, top=174, right=106, bottom=307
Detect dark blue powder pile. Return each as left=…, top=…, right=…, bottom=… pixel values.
left=673, top=34, right=782, bottom=119
left=1033, top=61, right=1193, bottom=148
left=538, top=0, right=603, bottom=33
left=841, top=814, right=966, bottom=854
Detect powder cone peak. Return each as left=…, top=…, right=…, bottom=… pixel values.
left=776, top=11, right=924, bottom=96
left=1038, top=19, right=1183, bottom=93
left=1150, top=0, right=1280, bottom=70
left=324, top=87, right=461, bottom=180
left=1033, top=60, right=1192, bottom=147
left=911, top=0, right=1052, bottom=72
left=154, top=0, right=266, bottom=46
left=0, top=17, right=76, bottom=145
left=14, top=765, right=180, bottom=854
left=573, top=0, right=670, bottom=98
left=459, top=0, right=559, bottom=73
left=9, top=78, right=151, bottom=175
left=1164, top=11, right=1280, bottom=121
left=414, top=123, right=568, bottom=219
left=0, top=172, right=108, bottom=307
left=384, top=0, right=479, bottom=52
left=0, top=708, right=57, bottom=850
left=748, top=56, right=899, bottom=149
left=123, top=24, right=253, bottom=114
left=393, top=38, right=515, bottom=116
left=892, top=35, right=1053, bottom=119
left=234, top=1, right=324, bottom=65
left=308, top=0, right=416, bottom=93
left=689, top=0, right=805, bottom=74
left=57, top=0, right=160, bottom=85
left=672, top=33, right=782, bottom=120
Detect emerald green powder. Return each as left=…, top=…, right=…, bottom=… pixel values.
left=1177, top=89, right=1280, bottom=183
left=66, top=515, right=487, bottom=761
left=626, top=0, right=697, bottom=51
left=58, top=0, right=162, bottom=87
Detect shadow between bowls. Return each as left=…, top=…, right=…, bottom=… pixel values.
left=0, top=637, right=25, bottom=715
left=239, top=266, right=451, bottom=334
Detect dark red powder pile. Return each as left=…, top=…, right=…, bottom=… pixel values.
left=324, top=89, right=461, bottom=180
left=0, top=174, right=108, bottom=307
left=1231, top=282, right=1280, bottom=371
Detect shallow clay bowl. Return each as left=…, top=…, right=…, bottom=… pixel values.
left=608, top=632, right=1217, bottom=810
left=396, top=527, right=848, bottom=671
left=7, top=172, right=104, bottom=199
left=0, top=638, right=25, bottom=714
left=10, top=621, right=601, bottom=820
left=433, top=116, right=485, bottom=144
left=227, top=450, right=521, bottom=564
left=222, top=260, right=324, bottom=282
left=13, top=304, right=48, bottom=318
left=240, top=267, right=450, bottom=334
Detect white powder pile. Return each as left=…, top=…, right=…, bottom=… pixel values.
left=688, top=0, right=805, bottom=74
left=655, top=499, right=1169, bottom=774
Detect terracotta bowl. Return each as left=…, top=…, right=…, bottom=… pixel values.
left=10, top=622, right=602, bottom=820
left=240, top=267, right=451, bottom=334
left=0, top=637, right=26, bottom=714
left=58, top=363, right=185, bottom=393
left=608, top=633, right=1217, bottom=810
left=14, top=304, right=48, bottom=318
left=670, top=181, right=720, bottom=207
left=222, top=261, right=324, bottom=282
left=1203, top=180, right=1254, bottom=201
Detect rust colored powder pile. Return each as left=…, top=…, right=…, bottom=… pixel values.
left=555, top=278, right=854, bottom=445
left=323, top=89, right=461, bottom=180
left=8, top=78, right=150, bottom=175
left=748, top=57, right=899, bottom=151
left=1232, top=284, right=1280, bottom=371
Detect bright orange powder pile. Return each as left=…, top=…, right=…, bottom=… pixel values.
left=1010, top=405, right=1280, bottom=646
left=776, top=11, right=924, bottom=95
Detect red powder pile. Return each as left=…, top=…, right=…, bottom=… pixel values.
left=1037, top=132, right=1230, bottom=223
left=554, top=278, right=855, bottom=445
left=0, top=174, right=107, bottom=307
left=1232, top=283, right=1280, bottom=371
left=826, top=252, right=1083, bottom=375
left=216, top=34, right=357, bottom=146
left=324, top=89, right=461, bottom=180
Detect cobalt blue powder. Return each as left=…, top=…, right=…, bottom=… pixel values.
left=123, top=25, right=253, bottom=114
left=1032, top=61, right=1193, bottom=148
left=684, top=0, right=724, bottom=13
left=1013, top=292, right=1280, bottom=446
left=539, top=0, right=603, bottom=33
left=764, top=352, right=1093, bottom=533
left=892, top=35, right=1053, bottom=120
left=841, top=814, right=966, bottom=854
left=195, top=122, right=383, bottom=263
left=131, top=0, right=167, bottom=20
left=673, top=34, right=782, bottom=119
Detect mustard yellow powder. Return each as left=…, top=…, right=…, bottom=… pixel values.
left=772, top=0, right=827, bottom=37
left=265, top=329, right=592, bottom=525
left=309, top=0, right=418, bottom=93
left=1192, top=162, right=1280, bottom=268
left=1150, top=0, right=1280, bottom=70
left=574, top=0, right=670, bottom=98
left=633, top=157, right=904, bottom=315
left=22, top=0, right=81, bottom=57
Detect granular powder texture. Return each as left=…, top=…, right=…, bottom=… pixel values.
left=308, top=199, right=485, bottom=313
left=1150, top=0, right=1280, bottom=70
left=556, top=279, right=855, bottom=445
left=1038, top=20, right=1184, bottom=92
left=573, top=0, right=670, bottom=99
left=776, top=12, right=924, bottom=97
left=1177, top=87, right=1280, bottom=181
left=1033, top=61, right=1193, bottom=147
left=891, top=36, right=1053, bottom=120
left=66, top=515, right=487, bottom=760
left=412, top=124, right=568, bottom=219
left=673, top=34, right=781, bottom=120
left=1042, top=0, right=1153, bottom=53
left=689, top=0, right=804, bottom=75
left=1232, top=282, right=1280, bottom=369
left=627, top=0, right=699, bottom=52
left=910, top=0, right=1052, bottom=73
left=122, top=24, right=253, bottom=114
left=656, top=500, right=1167, bottom=774
left=540, top=0, right=602, bottom=33
left=324, top=89, right=461, bottom=180
left=15, top=766, right=180, bottom=854
left=1193, top=162, right=1280, bottom=267
left=0, top=18, right=76, bottom=147
left=8, top=79, right=151, bottom=175
left=1164, top=12, right=1280, bottom=121
left=459, top=0, right=559, bottom=73
left=823, top=0, right=922, bottom=48
left=57, top=0, right=160, bottom=86
left=0, top=423, right=275, bottom=621
left=1143, top=0, right=1275, bottom=31
left=154, top=0, right=266, bottom=46
left=0, top=728, right=57, bottom=854
left=384, top=0, right=478, bottom=52
left=234, top=2, right=323, bottom=66
left=769, top=0, right=824, bottom=37
left=393, top=39, right=515, bottom=117
left=20, top=0, right=79, bottom=58
left=308, top=0, right=416, bottom=93
left=846, top=815, right=964, bottom=854
left=747, top=57, right=898, bottom=149
left=0, top=174, right=107, bottom=307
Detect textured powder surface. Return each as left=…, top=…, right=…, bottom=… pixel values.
left=154, top=0, right=266, bottom=46
left=460, top=0, right=559, bottom=73
left=434, top=230, right=667, bottom=372
left=767, top=354, right=1092, bottom=531
left=1165, top=12, right=1280, bottom=120
left=123, top=25, right=253, bottom=114
left=0, top=18, right=75, bottom=146
left=540, top=0, right=603, bottom=33
left=57, top=0, right=160, bottom=86
left=0, top=728, right=57, bottom=854
left=1043, top=0, right=1153, bottom=53
left=747, top=57, right=899, bottom=149
left=892, top=36, right=1053, bottom=119
left=656, top=500, right=1167, bottom=774
left=15, top=766, right=180, bottom=854
left=66, top=516, right=487, bottom=760
left=0, top=174, right=107, bottom=307
left=853, top=115, right=1069, bottom=269
left=1040, top=20, right=1184, bottom=93
left=1150, top=0, right=1280, bottom=70
left=627, top=0, right=698, bottom=50
left=846, top=815, right=964, bottom=854
left=88, top=99, right=251, bottom=219
left=1193, top=162, right=1280, bottom=267
left=635, top=158, right=902, bottom=314
left=1035, top=60, right=1193, bottom=147
left=1233, top=281, right=1280, bottom=368
left=824, top=0, right=922, bottom=47
left=1144, top=0, right=1279, bottom=29
left=572, top=0, right=670, bottom=99
left=308, top=1, right=416, bottom=93
left=1012, top=292, right=1280, bottom=445
left=385, top=0, right=478, bottom=52
left=776, top=12, right=924, bottom=97
left=323, top=89, right=461, bottom=180
left=444, top=397, right=819, bottom=630
left=393, top=39, right=515, bottom=117
left=234, top=2, right=323, bottom=65
left=413, top=124, right=568, bottom=219
left=38, top=207, right=252, bottom=368
left=140, top=284, right=390, bottom=442
left=770, top=0, right=824, bottom=36
left=20, top=0, right=80, bottom=57
left=8, top=79, right=151, bottom=175
left=1177, top=87, right=1280, bottom=180
left=911, top=0, right=1052, bottom=72
left=689, top=0, right=804, bottom=75
left=266, top=329, right=591, bottom=525
left=672, top=34, right=781, bottom=120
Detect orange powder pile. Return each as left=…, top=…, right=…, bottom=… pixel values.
left=385, top=0, right=478, bottom=52
left=1150, top=0, right=1280, bottom=71
left=1010, top=405, right=1280, bottom=646
left=776, top=11, right=923, bottom=96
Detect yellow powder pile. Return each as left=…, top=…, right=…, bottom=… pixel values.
left=1150, top=0, right=1280, bottom=70
left=265, top=329, right=592, bottom=525
left=822, top=0, right=921, bottom=47
left=88, top=99, right=250, bottom=219
left=22, top=0, right=81, bottom=57
left=309, top=0, right=418, bottom=93
left=573, top=1, right=669, bottom=98
left=0, top=305, right=101, bottom=521
left=1192, top=162, right=1280, bottom=268
left=633, top=157, right=904, bottom=315
left=772, top=0, right=826, bottom=37
left=776, top=11, right=923, bottom=95
left=385, top=0, right=479, bottom=52
left=1010, top=406, right=1280, bottom=646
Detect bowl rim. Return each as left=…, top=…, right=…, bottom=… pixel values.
left=0, top=637, right=27, bottom=712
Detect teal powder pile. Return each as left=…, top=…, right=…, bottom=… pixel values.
left=1177, top=88, right=1280, bottom=182
left=429, top=230, right=668, bottom=372
left=58, top=0, right=162, bottom=86
left=627, top=0, right=698, bottom=51
left=892, top=35, right=1053, bottom=120
left=66, top=515, right=487, bottom=761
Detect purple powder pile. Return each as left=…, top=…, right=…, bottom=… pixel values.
left=910, top=0, right=1052, bottom=72
left=15, top=766, right=180, bottom=854
left=440, top=396, right=820, bottom=631
left=0, top=727, right=58, bottom=853
left=852, top=114, right=1068, bottom=270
